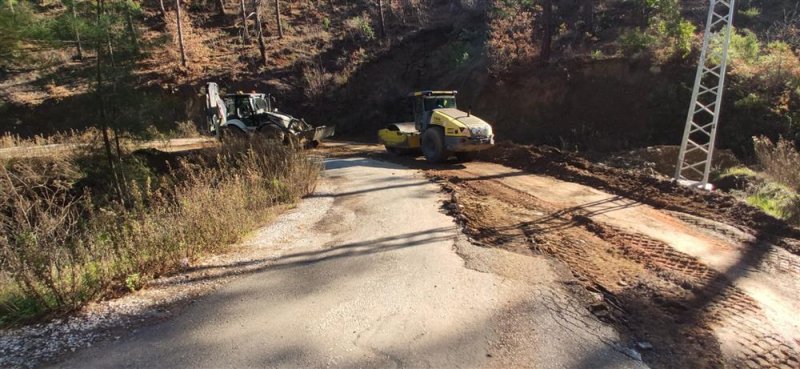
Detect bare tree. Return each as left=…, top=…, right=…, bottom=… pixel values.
left=582, top=0, right=594, bottom=34
left=274, top=0, right=283, bottom=38
left=253, top=0, right=267, bottom=65
left=95, top=0, right=124, bottom=201
left=217, top=0, right=225, bottom=16
left=239, top=0, right=249, bottom=42
left=377, top=0, right=386, bottom=40
left=766, top=5, right=800, bottom=50
left=540, top=0, right=553, bottom=61
left=158, top=0, right=166, bottom=17
left=70, top=0, right=84, bottom=59
left=175, top=0, right=187, bottom=68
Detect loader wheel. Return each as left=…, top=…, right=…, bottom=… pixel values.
left=257, top=125, right=285, bottom=142
left=422, top=127, right=448, bottom=163
left=222, top=126, right=248, bottom=143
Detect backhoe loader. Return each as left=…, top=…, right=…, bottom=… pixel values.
left=205, top=82, right=334, bottom=147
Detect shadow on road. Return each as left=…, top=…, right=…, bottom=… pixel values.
left=170, top=227, right=457, bottom=286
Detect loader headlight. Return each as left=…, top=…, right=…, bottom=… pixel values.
left=470, top=126, right=492, bottom=137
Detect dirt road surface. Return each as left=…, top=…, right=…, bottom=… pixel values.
left=45, top=157, right=645, bottom=369
left=426, top=160, right=800, bottom=369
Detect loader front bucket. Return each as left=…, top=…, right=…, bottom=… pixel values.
left=297, top=125, right=335, bottom=148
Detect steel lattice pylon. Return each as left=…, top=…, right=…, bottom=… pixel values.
left=674, top=0, right=736, bottom=187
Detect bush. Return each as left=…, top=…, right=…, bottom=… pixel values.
left=753, top=136, right=800, bottom=190
left=620, top=29, right=655, bottom=56
left=486, top=0, right=537, bottom=74
left=629, top=0, right=695, bottom=60
left=746, top=182, right=800, bottom=224
left=717, top=29, right=800, bottom=157
left=302, top=64, right=332, bottom=100
left=344, top=14, right=375, bottom=42
left=0, top=140, right=320, bottom=324
left=174, top=121, right=200, bottom=138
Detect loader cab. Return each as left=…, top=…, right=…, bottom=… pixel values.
left=410, top=90, right=458, bottom=131
left=224, top=93, right=273, bottom=126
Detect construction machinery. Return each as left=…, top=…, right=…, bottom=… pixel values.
left=205, top=82, right=335, bottom=147
left=378, top=91, right=495, bottom=163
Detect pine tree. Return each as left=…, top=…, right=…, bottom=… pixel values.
left=540, top=0, right=553, bottom=61
left=274, top=0, right=283, bottom=38
left=175, top=0, right=187, bottom=67
left=70, top=0, right=84, bottom=59
left=253, top=0, right=267, bottom=65
left=377, top=0, right=386, bottom=40
left=239, top=0, right=249, bottom=42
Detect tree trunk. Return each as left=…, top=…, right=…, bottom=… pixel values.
left=253, top=0, right=267, bottom=65
left=176, top=0, right=187, bottom=68
left=95, top=0, right=124, bottom=201
left=101, top=0, right=114, bottom=66
left=274, top=0, right=283, bottom=38
left=217, top=0, right=225, bottom=16
left=582, top=0, right=594, bottom=33
left=239, top=0, right=249, bottom=43
left=71, top=0, right=84, bottom=59
left=125, top=8, right=139, bottom=54
left=106, top=33, right=115, bottom=66
left=8, top=0, right=13, bottom=13
left=159, top=0, right=166, bottom=17
left=540, top=0, right=553, bottom=62
left=377, top=0, right=386, bottom=40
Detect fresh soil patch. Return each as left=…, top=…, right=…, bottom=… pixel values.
left=475, top=142, right=800, bottom=256
left=428, top=166, right=800, bottom=369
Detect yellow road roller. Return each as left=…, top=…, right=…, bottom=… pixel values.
left=378, top=90, right=495, bottom=163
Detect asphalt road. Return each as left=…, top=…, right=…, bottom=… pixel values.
left=47, top=157, right=647, bottom=369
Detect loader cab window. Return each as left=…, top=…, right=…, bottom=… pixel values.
left=224, top=96, right=255, bottom=120
left=423, top=96, right=456, bottom=111
left=252, top=96, right=270, bottom=114
left=224, top=97, right=237, bottom=119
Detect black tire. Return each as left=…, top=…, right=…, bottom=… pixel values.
left=222, top=126, right=248, bottom=143
left=385, top=145, right=400, bottom=155
left=257, top=125, right=285, bottom=142
left=455, top=151, right=475, bottom=162
left=421, top=127, right=448, bottom=163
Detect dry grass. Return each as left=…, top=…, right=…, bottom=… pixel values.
left=753, top=136, right=800, bottom=190
left=302, top=63, right=332, bottom=100
left=0, top=138, right=320, bottom=324
left=0, top=128, right=102, bottom=149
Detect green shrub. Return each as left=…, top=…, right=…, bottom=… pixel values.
left=739, top=7, right=761, bottom=19
left=345, top=15, right=375, bottom=42
left=746, top=182, right=800, bottom=224
left=632, top=0, right=695, bottom=59
left=620, top=29, right=655, bottom=56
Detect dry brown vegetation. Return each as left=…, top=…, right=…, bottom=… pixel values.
left=0, top=128, right=102, bottom=149
left=753, top=136, right=800, bottom=190
left=0, top=139, right=320, bottom=324
left=487, top=0, right=538, bottom=75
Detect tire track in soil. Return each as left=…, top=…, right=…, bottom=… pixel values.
left=431, top=168, right=800, bottom=369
